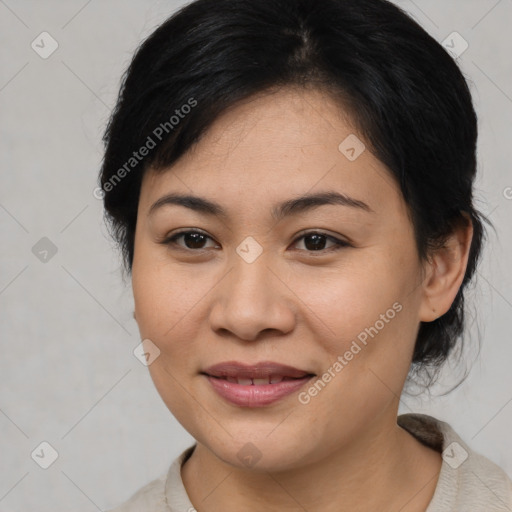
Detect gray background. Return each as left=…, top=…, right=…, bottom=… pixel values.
left=0, top=0, right=511, bottom=510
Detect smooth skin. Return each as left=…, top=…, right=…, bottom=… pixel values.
left=131, top=86, right=473, bottom=511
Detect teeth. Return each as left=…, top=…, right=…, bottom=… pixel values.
left=217, top=375, right=298, bottom=385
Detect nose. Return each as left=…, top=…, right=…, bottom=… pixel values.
left=208, top=252, right=296, bottom=342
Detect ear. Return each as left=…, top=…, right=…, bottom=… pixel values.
left=419, top=213, right=474, bottom=322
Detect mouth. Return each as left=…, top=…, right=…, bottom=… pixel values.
left=201, top=361, right=316, bottom=407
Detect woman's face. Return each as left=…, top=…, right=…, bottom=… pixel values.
left=132, top=87, right=430, bottom=470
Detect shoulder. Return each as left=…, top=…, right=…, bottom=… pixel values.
left=105, top=472, right=168, bottom=512
left=398, top=413, right=512, bottom=511
left=106, top=445, right=197, bottom=512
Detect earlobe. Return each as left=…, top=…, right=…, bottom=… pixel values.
left=419, top=214, right=473, bottom=323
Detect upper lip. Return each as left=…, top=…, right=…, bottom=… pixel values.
left=202, top=361, right=315, bottom=379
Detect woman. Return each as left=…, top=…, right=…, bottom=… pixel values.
left=99, top=0, right=512, bottom=510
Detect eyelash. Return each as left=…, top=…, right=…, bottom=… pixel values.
left=160, top=229, right=351, bottom=255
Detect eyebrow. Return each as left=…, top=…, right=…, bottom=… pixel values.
left=148, top=191, right=374, bottom=220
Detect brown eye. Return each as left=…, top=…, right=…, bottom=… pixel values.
left=292, top=232, right=350, bottom=253
left=163, top=230, right=219, bottom=251
left=161, top=230, right=350, bottom=254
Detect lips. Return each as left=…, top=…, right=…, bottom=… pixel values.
left=202, top=361, right=315, bottom=407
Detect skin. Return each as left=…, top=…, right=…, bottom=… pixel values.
left=131, top=86, right=473, bottom=511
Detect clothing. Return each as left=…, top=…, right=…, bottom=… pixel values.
left=108, top=413, right=512, bottom=511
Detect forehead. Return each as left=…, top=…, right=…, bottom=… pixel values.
left=140, top=87, right=403, bottom=219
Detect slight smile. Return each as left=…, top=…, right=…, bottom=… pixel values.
left=201, top=361, right=316, bottom=407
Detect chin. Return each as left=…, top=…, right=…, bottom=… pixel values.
left=201, top=429, right=317, bottom=473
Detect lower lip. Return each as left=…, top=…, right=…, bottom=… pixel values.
left=205, top=375, right=314, bottom=407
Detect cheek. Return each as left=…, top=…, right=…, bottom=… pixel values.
left=292, top=258, right=420, bottom=433
left=291, top=248, right=422, bottom=417
left=131, top=252, right=218, bottom=374
left=132, top=245, right=195, bottom=339
left=131, top=258, right=206, bottom=422
left=293, top=246, right=418, bottom=347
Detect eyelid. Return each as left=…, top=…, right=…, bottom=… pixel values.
left=293, top=229, right=351, bottom=245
